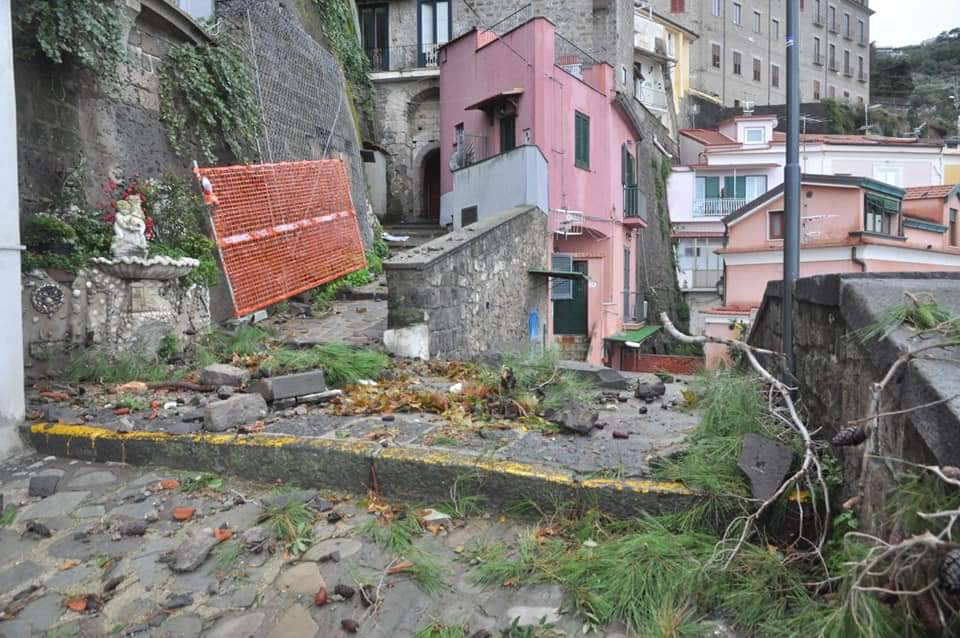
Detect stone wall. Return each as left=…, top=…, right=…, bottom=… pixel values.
left=749, top=273, right=960, bottom=534
left=14, top=0, right=208, bottom=213
left=384, top=206, right=548, bottom=360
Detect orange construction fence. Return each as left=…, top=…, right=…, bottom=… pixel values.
left=199, top=160, right=366, bottom=317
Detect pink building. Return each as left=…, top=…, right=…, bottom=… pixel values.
left=700, top=175, right=960, bottom=367
left=439, top=18, right=656, bottom=363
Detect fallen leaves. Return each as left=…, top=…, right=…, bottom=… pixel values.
left=40, top=390, right=71, bottom=402
left=386, top=560, right=413, bottom=575
left=115, top=381, right=148, bottom=394
left=314, top=587, right=329, bottom=607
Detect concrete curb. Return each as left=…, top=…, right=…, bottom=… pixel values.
left=21, top=422, right=700, bottom=518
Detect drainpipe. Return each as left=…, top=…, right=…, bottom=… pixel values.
left=0, top=0, right=25, bottom=457
left=851, top=246, right=867, bottom=272
left=782, top=0, right=801, bottom=375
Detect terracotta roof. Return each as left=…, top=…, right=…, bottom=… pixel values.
left=679, top=129, right=737, bottom=146
left=903, top=184, right=960, bottom=201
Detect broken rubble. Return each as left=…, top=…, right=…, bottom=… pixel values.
left=200, top=364, right=250, bottom=388
left=250, top=370, right=327, bottom=402
left=557, top=360, right=630, bottom=390
left=545, top=404, right=599, bottom=435
left=737, top=432, right=795, bottom=501
left=634, top=380, right=666, bottom=401
left=203, top=394, right=268, bottom=433
left=28, top=474, right=60, bottom=497
left=168, top=533, right=220, bottom=573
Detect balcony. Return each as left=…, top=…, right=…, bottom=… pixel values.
left=366, top=43, right=440, bottom=73
left=858, top=36, right=868, bottom=47
left=829, top=59, right=838, bottom=72
left=829, top=21, right=840, bottom=34
left=813, top=52, right=824, bottom=66
left=450, top=134, right=489, bottom=170
left=843, top=28, right=853, bottom=41
left=813, top=13, right=825, bottom=26
left=844, top=65, right=853, bottom=77
left=623, top=291, right=647, bottom=324
left=679, top=269, right=723, bottom=291
left=858, top=71, right=868, bottom=83
left=623, top=186, right=647, bottom=223
left=694, top=198, right=747, bottom=217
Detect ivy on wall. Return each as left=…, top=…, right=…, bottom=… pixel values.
left=159, top=35, right=262, bottom=163
left=310, top=0, right=376, bottom=123
left=14, top=0, right=126, bottom=78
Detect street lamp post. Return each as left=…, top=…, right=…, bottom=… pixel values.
left=783, top=0, right=801, bottom=375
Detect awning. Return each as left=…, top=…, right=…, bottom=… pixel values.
left=465, top=88, right=524, bottom=112
left=604, top=325, right=661, bottom=344
left=528, top=268, right=587, bottom=280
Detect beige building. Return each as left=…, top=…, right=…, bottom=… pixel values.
left=647, top=0, right=871, bottom=110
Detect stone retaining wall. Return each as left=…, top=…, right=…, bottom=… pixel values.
left=748, top=272, right=960, bottom=534
left=384, top=206, right=548, bottom=360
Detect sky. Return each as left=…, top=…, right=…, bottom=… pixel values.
left=869, top=0, right=960, bottom=47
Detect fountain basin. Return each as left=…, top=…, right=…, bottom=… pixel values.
left=90, top=255, right=200, bottom=281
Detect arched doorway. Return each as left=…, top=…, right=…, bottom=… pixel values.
left=422, top=148, right=441, bottom=221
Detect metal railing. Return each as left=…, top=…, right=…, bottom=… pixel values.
left=694, top=198, right=747, bottom=217
left=365, top=43, right=440, bottom=72
left=486, top=3, right=533, bottom=37
left=623, top=186, right=647, bottom=221
left=623, top=292, right=647, bottom=323
left=554, top=33, right=599, bottom=79
left=682, top=269, right=723, bottom=290
left=450, top=133, right=489, bottom=170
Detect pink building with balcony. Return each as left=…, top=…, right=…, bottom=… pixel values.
left=699, top=175, right=960, bottom=367
left=438, top=17, right=655, bottom=363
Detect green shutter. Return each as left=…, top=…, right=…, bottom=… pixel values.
left=575, top=112, right=590, bottom=168
left=704, top=177, right=720, bottom=198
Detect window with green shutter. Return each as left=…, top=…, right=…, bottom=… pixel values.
left=574, top=111, right=590, bottom=169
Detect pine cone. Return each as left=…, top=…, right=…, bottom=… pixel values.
left=940, top=549, right=960, bottom=594
left=831, top=425, right=868, bottom=447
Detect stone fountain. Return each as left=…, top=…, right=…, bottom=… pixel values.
left=22, top=196, right=211, bottom=371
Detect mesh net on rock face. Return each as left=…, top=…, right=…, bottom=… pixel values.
left=201, top=160, right=366, bottom=317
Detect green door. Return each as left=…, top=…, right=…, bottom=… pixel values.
left=554, top=261, right=588, bottom=335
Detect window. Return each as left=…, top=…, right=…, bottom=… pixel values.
left=771, top=64, right=780, bottom=88
left=697, top=175, right=767, bottom=201
left=864, top=193, right=900, bottom=235
left=829, top=5, right=836, bottom=28
left=814, top=37, right=822, bottom=64
left=843, top=12, right=851, bottom=36
left=419, top=0, right=451, bottom=66
left=745, top=127, right=766, bottom=143
left=454, top=123, right=464, bottom=147
left=829, top=43, right=836, bottom=69
left=858, top=55, right=864, bottom=78
left=622, top=144, right=639, bottom=217
left=360, top=4, right=390, bottom=70
left=753, top=11, right=762, bottom=33
left=950, top=209, right=958, bottom=247
left=732, top=3, right=742, bottom=25
left=499, top=115, right=516, bottom=153
left=874, top=166, right=901, bottom=187
left=733, top=51, right=742, bottom=75
left=752, top=57, right=762, bottom=82
left=574, top=112, right=590, bottom=169
left=177, top=0, right=214, bottom=19
left=858, top=18, right=866, bottom=43
left=670, top=0, right=685, bottom=12
left=461, top=205, right=478, bottom=227
left=712, top=0, right=721, bottom=17
left=772, top=18, right=780, bottom=40
left=858, top=96, right=864, bottom=104
left=829, top=85, right=836, bottom=98
left=813, top=80, right=821, bottom=100
left=551, top=255, right=573, bottom=300
left=769, top=210, right=785, bottom=240
left=844, top=49, right=851, bottom=74
left=711, top=43, right=722, bottom=68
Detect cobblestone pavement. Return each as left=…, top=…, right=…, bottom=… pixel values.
left=0, top=452, right=630, bottom=638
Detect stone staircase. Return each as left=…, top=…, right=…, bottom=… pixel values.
left=381, top=222, right=449, bottom=252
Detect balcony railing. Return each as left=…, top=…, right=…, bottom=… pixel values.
left=450, top=134, right=489, bottom=170
left=623, top=291, right=647, bottom=324
left=829, top=21, right=840, bottom=34
left=555, top=33, right=598, bottom=79
left=843, top=28, right=853, bottom=40
left=829, top=58, right=838, bottom=71
left=366, top=43, right=440, bottom=73
left=813, top=52, right=824, bottom=66
left=624, top=186, right=647, bottom=221
left=681, top=269, right=723, bottom=290
left=858, top=36, right=868, bottom=47
left=694, top=198, right=747, bottom=217
left=813, top=13, right=825, bottom=26
left=858, top=71, right=868, bottom=82
left=844, top=65, right=853, bottom=77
